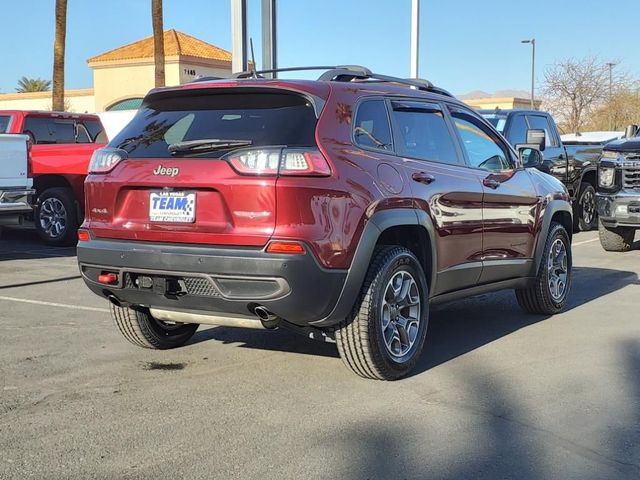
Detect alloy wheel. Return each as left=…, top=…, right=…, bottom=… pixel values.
left=39, top=198, right=67, bottom=240
left=381, top=270, right=421, bottom=359
left=581, top=189, right=596, bottom=226
left=547, top=238, right=569, bottom=302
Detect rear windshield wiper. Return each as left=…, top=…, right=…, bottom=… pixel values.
left=168, top=139, right=253, bottom=156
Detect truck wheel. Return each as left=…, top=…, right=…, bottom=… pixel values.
left=576, top=183, right=598, bottom=231
left=516, top=222, right=571, bottom=315
left=110, top=304, right=199, bottom=349
left=35, top=187, right=78, bottom=246
left=598, top=219, right=635, bottom=252
left=335, top=246, right=429, bottom=381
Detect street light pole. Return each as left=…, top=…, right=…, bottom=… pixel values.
left=521, top=39, right=536, bottom=109
left=606, top=62, right=617, bottom=130
left=410, top=0, right=420, bottom=79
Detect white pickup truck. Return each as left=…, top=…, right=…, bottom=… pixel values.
left=0, top=134, right=34, bottom=226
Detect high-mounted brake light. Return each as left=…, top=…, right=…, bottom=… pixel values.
left=89, top=148, right=128, bottom=174
left=224, top=148, right=331, bottom=177
left=266, top=241, right=306, bottom=254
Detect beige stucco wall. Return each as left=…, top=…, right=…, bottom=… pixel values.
left=90, top=57, right=232, bottom=111
left=0, top=89, right=95, bottom=113
left=92, top=62, right=156, bottom=111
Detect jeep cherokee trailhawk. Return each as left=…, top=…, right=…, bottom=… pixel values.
left=77, top=66, right=573, bottom=380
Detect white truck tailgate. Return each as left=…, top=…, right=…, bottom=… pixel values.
left=0, top=134, right=31, bottom=189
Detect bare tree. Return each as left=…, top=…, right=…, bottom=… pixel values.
left=542, top=56, right=629, bottom=133
left=587, top=83, right=640, bottom=131
left=152, top=0, right=165, bottom=87
left=52, top=0, right=67, bottom=111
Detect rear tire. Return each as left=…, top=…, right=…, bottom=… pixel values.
left=575, top=183, right=598, bottom=232
left=35, top=187, right=78, bottom=246
left=598, top=219, right=635, bottom=252
left=516, top=222, right=571, bottom=315
left=110, top=304, right=199, bottom=349
left=335, top=246, right=429, bottom=381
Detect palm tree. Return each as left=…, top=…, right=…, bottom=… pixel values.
left=52, top=0, right=67, bottom=111
left=152, top=0, right=165, bottom=87
left=16, top=77, right=51, bottom=93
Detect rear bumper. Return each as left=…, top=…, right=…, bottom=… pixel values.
left=0, top=188, right=34, bottom=224
left=0, top=188, right=34, bottom=213
left=77, top=238, right=347, bottom=327
left=596, top=192, right=640, bottom=228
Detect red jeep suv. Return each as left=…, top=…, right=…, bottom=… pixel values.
left=78, top=66, right=573, bottom=380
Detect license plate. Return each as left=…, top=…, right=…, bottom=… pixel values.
left=149, top=191, right=195, bottom=223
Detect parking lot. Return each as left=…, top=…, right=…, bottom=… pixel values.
left=0, top=227, right=638, bottom=479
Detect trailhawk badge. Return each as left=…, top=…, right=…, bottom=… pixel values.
left=153, top=165, right=179, bottom=177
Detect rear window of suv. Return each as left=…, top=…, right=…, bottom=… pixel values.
left=0, top=115, right=11, bottom=133
left=110, top=92, right=318, bottom=158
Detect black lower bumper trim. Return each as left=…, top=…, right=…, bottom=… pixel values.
left=77, top=238, right=347, bottom=326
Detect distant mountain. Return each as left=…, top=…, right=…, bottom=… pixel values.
left=458, top=89, right=531, bottom=99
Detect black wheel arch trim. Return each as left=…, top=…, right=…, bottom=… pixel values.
left=310, top=208, right=438, bottom=327
left=533, top=199, right=573, bottom=275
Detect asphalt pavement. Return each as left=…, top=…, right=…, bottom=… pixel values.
left=0, top=226, right=639, bottom=479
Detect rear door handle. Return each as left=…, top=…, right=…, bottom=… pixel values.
left=412, top=172, right=436, bottom=184
left=483, top=177, right=501, bottom=189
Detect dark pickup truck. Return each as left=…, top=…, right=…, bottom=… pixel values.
left=481, top=109, right=602, bottom=231
left=596, top=125, right=640, bottom=251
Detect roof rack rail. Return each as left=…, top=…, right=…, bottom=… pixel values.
left=232, top=65, right=371, bottom=79
left=230, top=65, right=453, bottom=98
left=320, top=69, right=454, bottom=97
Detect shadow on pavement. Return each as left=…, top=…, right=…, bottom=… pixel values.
left=189, top=324, right=340, bottom=358
left=0, top=226, right=77, bottom=261
left=186, top=266, right=637, bottom=370
left=318, top=343, right=640, bottom=479
left=415, top=266, right=638, bottom=376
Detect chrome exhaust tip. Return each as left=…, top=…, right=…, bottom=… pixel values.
left=253, top=306, right=277, bottom=321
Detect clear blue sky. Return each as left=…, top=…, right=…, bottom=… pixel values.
left=1, top=0, right=639, bottom=95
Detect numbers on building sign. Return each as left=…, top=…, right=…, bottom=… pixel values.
left=183, top=69, right=197, bottom=76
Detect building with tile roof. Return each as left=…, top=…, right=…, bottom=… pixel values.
left=0, top=30, right=233, bottom=113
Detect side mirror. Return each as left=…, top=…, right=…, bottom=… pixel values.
left=519, top=147, right=544, bottom=170
left=526, top=128, right=546, bottom=151
left=624, top=124, right=638, bottom=138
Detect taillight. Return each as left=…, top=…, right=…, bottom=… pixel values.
left=280, top=149, right=332, bottom=176
left=224, top=148, right=331, bottom=177
left=89, top=148, right=128, bottom=174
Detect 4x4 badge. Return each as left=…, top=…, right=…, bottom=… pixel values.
left=153, top=165, right=179, bottom=177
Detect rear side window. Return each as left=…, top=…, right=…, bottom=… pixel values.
left=390, top=101, right=460, bottom=165
left=527, top=115, right=558, bottom=147
left=506, top=114, right=528, bottom=146
left=0, top=115, right=11, bottom=133
left=23, top=117, right=75, bottom=144
left=110, top=92, right=318, bottom=158
left=353, top=100, right=392, bottom=150
left=82, top=119, right=107, bottom=144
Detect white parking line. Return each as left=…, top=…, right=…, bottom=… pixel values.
left=573, top=238, right=600, bottom=246
left=0, top=296, right=108, bottom=313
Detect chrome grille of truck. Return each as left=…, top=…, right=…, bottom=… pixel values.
left=622, top=163, right=640, bottom=190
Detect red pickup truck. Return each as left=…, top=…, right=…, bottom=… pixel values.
left=0, top=110, right=106, bottom=245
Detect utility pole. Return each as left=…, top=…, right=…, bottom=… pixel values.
left=231, top=0, right=248, bottom=73
left=261, top=0, right=277, bottom=78
left=606, top=62, right=617, bottom=130
left=410, top=0, right=420, bottom=78
left=521, top=38, right=536, bottom=109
